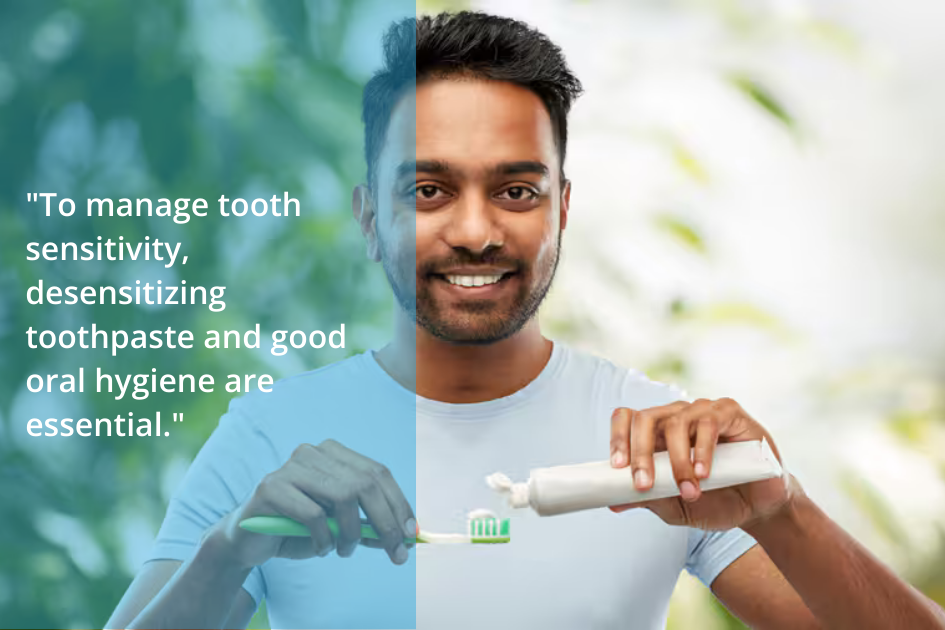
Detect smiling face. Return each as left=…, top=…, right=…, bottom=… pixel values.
left=362, top=78, right=570, bottom=344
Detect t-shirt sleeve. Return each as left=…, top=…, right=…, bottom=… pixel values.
left=145, top=395, right=280, bottom=606
left=684, top=527, right=758, bottom=588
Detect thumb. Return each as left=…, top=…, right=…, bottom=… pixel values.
left=610, top=497, right=679, bottom=523
left=608, top=496, right=658, bottom=515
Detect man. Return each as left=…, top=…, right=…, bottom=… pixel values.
left=107, top=11, right=945, bottom=630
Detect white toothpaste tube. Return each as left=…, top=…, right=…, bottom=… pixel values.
left=487, top=439, right=783, bottom=517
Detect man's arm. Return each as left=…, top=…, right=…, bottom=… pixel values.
left=609, top=400, right=945, bottom=630
left=105, top=552, right=257, bottom=630
left=724, top=492, right=945, bottom=630
left=710, top=545, right=821, bottom=630
left=105, top=439, right=415, bottom=629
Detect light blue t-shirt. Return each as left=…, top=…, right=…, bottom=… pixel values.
left=148, top=344, right=757, bottom=629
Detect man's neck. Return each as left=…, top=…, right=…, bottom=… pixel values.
left=375, top=316, right=553, bottom=404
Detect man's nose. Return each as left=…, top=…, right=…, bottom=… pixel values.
left=442, top=194, right=503, bottom=253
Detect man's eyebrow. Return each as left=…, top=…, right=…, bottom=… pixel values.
left=395, top=160, right=550, bottom=180
left=396, top=160, right=451, bottom=179
left=489, top=161, right=550, bottom=178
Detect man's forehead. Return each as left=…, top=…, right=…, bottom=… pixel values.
left=380, top=78, right=559, bottom=179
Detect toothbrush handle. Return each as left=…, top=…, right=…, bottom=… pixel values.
left=240, top=515, right=416, bottom=544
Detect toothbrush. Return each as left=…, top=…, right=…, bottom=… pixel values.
left=239, top=515, right=510, bottom=544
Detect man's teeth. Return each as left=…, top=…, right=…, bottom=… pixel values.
left=445, top=274, right=504, bottom=287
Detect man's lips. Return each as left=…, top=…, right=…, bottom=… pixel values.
left=436, top=267, right=516, bottom=276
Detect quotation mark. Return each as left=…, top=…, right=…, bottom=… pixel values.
left=27, top=192, right=36, bottom=202
left=174, top=413, right=184, bottom=423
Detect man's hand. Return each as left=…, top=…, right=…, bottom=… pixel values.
left=609, top=398, right=802, bottom=530
left=211, top=439, right=415, bottom=569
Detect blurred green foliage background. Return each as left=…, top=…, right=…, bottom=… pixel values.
left=0, top=0, right=395, bottom=627
left=423, top=0, right=945, bottom=628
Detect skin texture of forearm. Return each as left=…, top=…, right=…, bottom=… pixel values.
left=127, top=533, right=252, bottom=630
left=745, top=493, right=945, bottom=630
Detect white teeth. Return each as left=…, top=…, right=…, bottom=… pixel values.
left=446, top=274, right=503, bottom=287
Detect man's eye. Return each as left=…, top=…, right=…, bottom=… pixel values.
left=412, top=185, right=442, bottom=199
left=498, top=186, right=538, bottom=201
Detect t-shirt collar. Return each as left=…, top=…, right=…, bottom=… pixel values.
left=362, top=342, right=568, bottom=421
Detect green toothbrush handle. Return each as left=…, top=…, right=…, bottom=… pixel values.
left=240, top=515, right=416, bottom=544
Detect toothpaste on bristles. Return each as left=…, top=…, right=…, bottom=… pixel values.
left=416, top=510, right=511, bottom=544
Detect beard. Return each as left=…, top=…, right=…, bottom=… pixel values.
left=379, top=235, right=561, bottom=345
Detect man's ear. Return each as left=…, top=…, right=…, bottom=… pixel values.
left=352, top=184, right=381, bottom=262
left=560, top=179, right=572, bottom=231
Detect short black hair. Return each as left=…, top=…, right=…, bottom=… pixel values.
left=362, top=11, right=583, bottom=189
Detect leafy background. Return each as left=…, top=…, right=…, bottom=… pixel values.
left=450, top=0, right=945, bottom=628
left=0, top=0, right=402, bottom=627
left=1, top=0, right=944, bottom=629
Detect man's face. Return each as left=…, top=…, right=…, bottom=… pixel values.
left=369, top=78, right=569, bottom=344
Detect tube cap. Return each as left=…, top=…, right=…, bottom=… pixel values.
left=485, top=472, right=531, bottom=509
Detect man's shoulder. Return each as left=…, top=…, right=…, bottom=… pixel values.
left=275, top=352, right=371, bottom=389
left=261, top=352, right=371, bottom=397
left=225, top=351, right=399, bottom=426
left=560, top=344, right=688, bottom=408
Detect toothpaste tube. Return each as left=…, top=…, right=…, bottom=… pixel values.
left=487, top=439, right=783, bottom=517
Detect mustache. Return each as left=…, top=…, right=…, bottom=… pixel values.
left=419, top=250, right=525, bottom=276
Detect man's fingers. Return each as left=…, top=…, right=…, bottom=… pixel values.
left=366, top=463, right=415, bottom=540
left=628, top=401, right=687, bottom=491
left=273, top=485, right=334, bottom=557
left=320, top=440, right=416, bottom=539
left=287, top=453, right=361, bottom=556
left=629, top=409, right=655, bottom=490
left=663, top=400, right=718, bottom=501
left=332, top=497, right=362, bottom=558
left=693, top=414, right=720, bottom=480
left=610, top=408, right=632, bottom=468
left=312, top=455, right=405, bottom=564
left=665, top=412, right=700, bottom=502
left=281, top=440, right=415, bottom=563
left=360, top=525, right=416, bottom=551
left=358, top=482, right=408, bottom=565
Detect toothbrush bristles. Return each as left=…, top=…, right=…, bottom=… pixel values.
left=415, top=518, right=511, bottom=544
